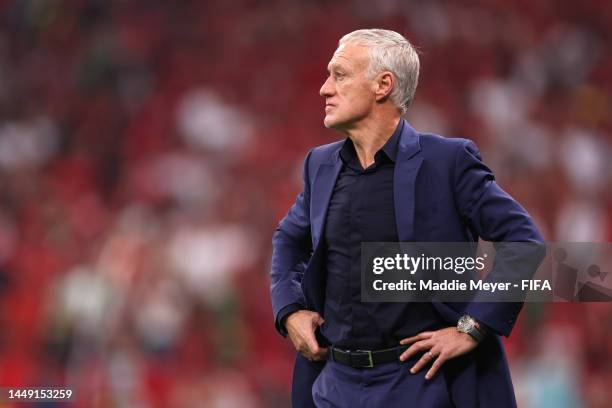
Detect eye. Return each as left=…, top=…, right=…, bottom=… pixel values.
left=335, top=72, right=345, bottom=81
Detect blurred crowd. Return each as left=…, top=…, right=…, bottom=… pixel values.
left=0, top=0, right=610, bottom=407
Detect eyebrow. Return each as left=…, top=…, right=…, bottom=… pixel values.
left=327, top=63, right=345, bottom=73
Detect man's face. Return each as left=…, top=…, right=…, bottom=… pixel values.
left=320, top=42, right=377, bottom=130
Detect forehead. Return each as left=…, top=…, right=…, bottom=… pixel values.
left=327, top=42, right=370, bottom=71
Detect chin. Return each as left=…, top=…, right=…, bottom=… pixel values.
left=323, top=114, right=344, bottom=129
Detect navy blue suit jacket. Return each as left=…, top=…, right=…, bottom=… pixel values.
left=270, top=120, right=544, bottom=407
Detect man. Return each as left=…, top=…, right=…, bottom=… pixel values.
left=270, top=29, right=543, bottom=407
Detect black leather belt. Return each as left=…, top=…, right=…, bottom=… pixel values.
left=330, top=345, right=408, bottom=368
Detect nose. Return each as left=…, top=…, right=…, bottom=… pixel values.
left=320, top=76, right=334, bottom=97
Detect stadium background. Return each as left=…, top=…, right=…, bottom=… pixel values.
left=0, top=0, right=610, bottom=407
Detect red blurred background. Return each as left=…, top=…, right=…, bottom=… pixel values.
left=0, top=1, right=610, bottom=407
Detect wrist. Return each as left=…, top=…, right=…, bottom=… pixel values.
left=457, top=314, right=487, bottom=343
left=473, top=320, right=488, bottom=336
left=284, top=309, right=308, bottom=331
left=283, top=310, right=299, bottom=327
left=277, top=304, right=303, bottom=336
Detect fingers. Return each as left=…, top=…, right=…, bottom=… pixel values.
left=302, top=345, right=328, bottom=362
left=399, top=339, right=433, bottom=362
left=300, top=316, right=326, bottom=361
left=303, top=328, right=320, bottom=352
left=409, top=345, right=441, bottom=374
left=399, top=331, right=433, bottom=346
left=425, top=351, right=447, bottom=380
left=404, top=327, right=477, bottom=380
left=311, top=347, right=328, bottom=362
left=286, top=311, right=324, bottom=351
left=409, top=351, right=431, bottom=374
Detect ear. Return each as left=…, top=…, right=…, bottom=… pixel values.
left=374, top=71, right=394, bottom=102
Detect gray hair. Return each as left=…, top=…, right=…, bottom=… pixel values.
left=339, top=29, right=420, bottom=114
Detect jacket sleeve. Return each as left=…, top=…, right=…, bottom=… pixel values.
left=270, top=150, right=314, bottom=336
left=453, top=139, right=545, bottom=337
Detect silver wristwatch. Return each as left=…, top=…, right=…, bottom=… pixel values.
left=457, top=315, right=486, bottom=343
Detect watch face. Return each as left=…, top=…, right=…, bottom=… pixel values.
left=458, top=316, right=473, bottom=332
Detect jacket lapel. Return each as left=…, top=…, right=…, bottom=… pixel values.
left=394, top=121, right=422, bottom=242
left=310, top=155, right=342, bottom=249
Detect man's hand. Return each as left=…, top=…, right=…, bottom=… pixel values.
left=398, top=327, right=479, bottom=380
left=285, top=310, right=328, bottom=362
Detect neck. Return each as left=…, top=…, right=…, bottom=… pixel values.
left=342, top=111, right=401, bottom=169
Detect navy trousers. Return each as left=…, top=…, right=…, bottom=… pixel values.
left=311, top=355, right=454, bottom=408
